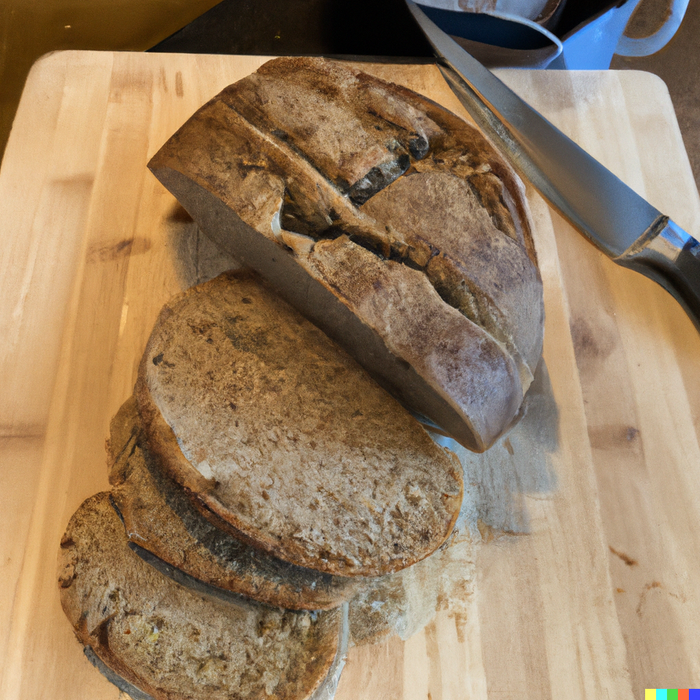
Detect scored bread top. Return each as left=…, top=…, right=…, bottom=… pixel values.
left=148, top=56, right=544, bottom=452
left=107, top=396, right=358, bottom=611
left=58, top=492, right=341, bottom=700
left=135, top=271, right=464, bottom=578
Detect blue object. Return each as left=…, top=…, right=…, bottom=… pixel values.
left=417, top=0, right=689, bottom=69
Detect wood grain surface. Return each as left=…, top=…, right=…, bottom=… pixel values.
left=1, top=51, right=699, bottom=700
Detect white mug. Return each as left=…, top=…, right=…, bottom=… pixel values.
left=555, top=0, right=690, bottom=68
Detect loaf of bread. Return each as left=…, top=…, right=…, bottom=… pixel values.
left=59, top=58, right=543, bottom=696
left=148, top=56, right=544, bottom=452
left=107, top=396, right=358, bottom=611
left=135, top=270, right=464, bottom=578
left=58, top=492, right=343, bottom=700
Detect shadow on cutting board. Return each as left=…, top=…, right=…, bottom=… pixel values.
left=449, top=359, right=560, bottom=537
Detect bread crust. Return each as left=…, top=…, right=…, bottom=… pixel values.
left=135, top=271, right=464, bottom=578
left=58, top=492, right=341, bottom=700
left=305, top=236, right=523, bottom=445
left=107, top=397, right=359, bottom=611
left=148, top=57, right=544, bottom=451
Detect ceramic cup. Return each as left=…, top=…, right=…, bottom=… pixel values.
left=417, top=0, right=689, bottom=69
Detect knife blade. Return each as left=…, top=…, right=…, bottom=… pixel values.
left=405, top=0, right=700, bottom=331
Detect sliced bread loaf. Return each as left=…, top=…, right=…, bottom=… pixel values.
left=148, top=56, right=544, bottom=451
left=58, top=492, right=342, bottom=700
left=135, top=270, right=464, bottom=578
left=107, top=396, right=358, bottom=611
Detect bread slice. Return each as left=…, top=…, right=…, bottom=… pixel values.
left=135, top=270, right=464, bottom=578
left=108, top=396, right=359, bottom=611
left=147, top=56, right=544, bottom=452
left=58, top=492, right=342, bottom=700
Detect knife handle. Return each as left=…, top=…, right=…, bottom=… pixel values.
left=616, top=219, right=700, bottom=331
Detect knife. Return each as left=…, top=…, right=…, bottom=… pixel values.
left=405, top=0, right=700, bottom=331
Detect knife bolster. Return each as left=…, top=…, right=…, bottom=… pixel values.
left=616, top=219, right=700, bottom=332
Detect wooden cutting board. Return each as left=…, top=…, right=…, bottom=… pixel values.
left=1, top=51, right=699, bottom=700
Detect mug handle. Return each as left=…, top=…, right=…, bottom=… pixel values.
left=615, top=0, right=689, bottom=57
